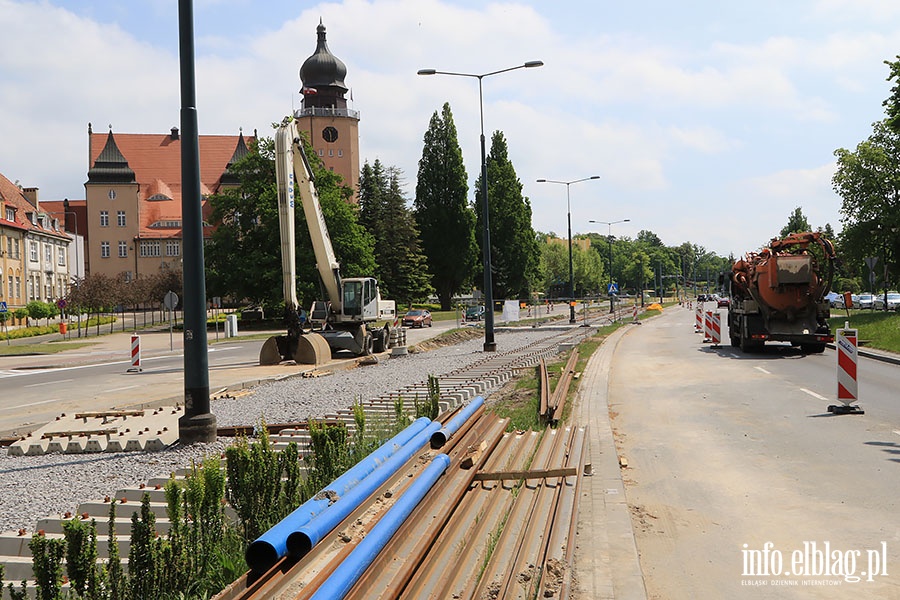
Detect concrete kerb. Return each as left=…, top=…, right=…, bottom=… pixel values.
left=571, top=319, right=648, bottom=600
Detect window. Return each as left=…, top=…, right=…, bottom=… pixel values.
left=15, top=276, right=21, bottom=298
left=124, top=271, right=133, bottom=283
left=117, top=210, right=126, bottom=227
left=5, top=207, right=13, bottom=221
left=0, top=267, right=3, bottom=297
left=44, top=276, right=51, bottom=300
left=58, top=247, right=66, bottom=266
left=118, top=241, right=128, bottom=258
left=101, top=241, right=110, bottom=258
left=7, top=275, right=12, bottom=298
left=328, top=149, right=334, bottom=157
left=338, top=150, right=343, bottom=157
left=166, top=240, right=180, bottom=257
left=100, top=210, right=109, bottom=227
left=140, top=240, right=161, bottom=257
left=44, top=243, right=52, bottom=264
left=29, top=241, right=38, bottom=262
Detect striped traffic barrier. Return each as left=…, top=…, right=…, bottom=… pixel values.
left=128, top=335, right=142, bottom=373
left=632, top=304, right=639, bottom=324
left=703, top=311, right=713, bottom=343
left=709, top=311, right=722, bottom=347
left=829, top=325, right=863, bottom=414
left=695, top=304, right=703, bottom=332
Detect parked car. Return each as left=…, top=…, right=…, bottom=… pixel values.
left=465, top=305, right=485, bottom=321
left=857, top=294, right=875, bottom=309
left=824, top=291, right=841, bottom=307
left=717, top=296, right=730, bottom=308
left=402, top=309, right=432, bottom=328
left=873, top=292, right=900, bottom=311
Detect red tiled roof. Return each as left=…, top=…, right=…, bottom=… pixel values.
left=89, top=132, right=251, bottom=238
left=0, top=172, right=70, bottom=240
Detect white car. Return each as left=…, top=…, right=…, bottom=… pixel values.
left=857, top=294, right=875, bottom=309
left=873, top=292, right=900, bottom=311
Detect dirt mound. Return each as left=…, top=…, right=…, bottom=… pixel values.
left=409, top=327, right=484, bottom=352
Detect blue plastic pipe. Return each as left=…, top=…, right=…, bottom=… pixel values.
left=287, top=419, right=443, bottom=558
left=308, top=454, right=451, bottom=600
left=430, top=395, right=485, bottom=449
left=245, top=416, right=432, bottom=573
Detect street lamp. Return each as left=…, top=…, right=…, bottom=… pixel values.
left=589, top=219, right=630, bottom=313
left=418, top=60, right=543, bottom=352
left=536, top=176, right=600, bottom=324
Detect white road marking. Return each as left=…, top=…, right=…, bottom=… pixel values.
left=24, top=378, right=74, bottom=388
left=800, top=388, right=829, bottom=401
left=104, top=385, right=142, bottom=393
left=754, top=366, right=771, bottom=375
left=0, top=398, right=60, bottom=411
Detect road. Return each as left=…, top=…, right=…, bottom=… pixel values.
left=0, top=319, right=462, bottom=437
left=610, top=306, right=900, bottom=598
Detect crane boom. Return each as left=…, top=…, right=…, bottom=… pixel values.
left=275, top=119, right=342, bottom=311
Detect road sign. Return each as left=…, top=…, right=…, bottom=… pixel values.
left=608, top=283, right=619, bottom=295
left=0, top=301, right=6, bottom=313
left=56, top=298, right=67, bottom=310
left=164, top=291, right=179, bottom=310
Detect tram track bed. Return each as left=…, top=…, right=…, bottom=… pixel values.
left=0, top=324, right=599, bottom=598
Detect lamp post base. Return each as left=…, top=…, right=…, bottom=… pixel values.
left=569, top=304, right=576, bottom=324
left=483, top=341, right=497, bottom=352
left=178, top=412, right=217, bottom=444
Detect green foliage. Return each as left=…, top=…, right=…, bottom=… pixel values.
left=359, top=161, right=433, bottom=305
left=415, top=375, right=441, bottom=420
left=473, top=131, right=540, bottom=300
left=106, top=501, right=126, bottom=600
left=827, top=311, right=900, bottom=352
left=225, top=427, right=303, bottom=542
left=205, top=134, right=375, bottom=310
left=62, top=516, right=100, bottom=598
left=833, top=120, right=900, bottom=291
left=25, top=301, right=58, bottom=323
left=306, top=421, right=351, bottom=493
left=415, top=103, right=479, bottom=310
left=29, top=532, right=66, bottom=600
left=129, top=494, right=163, bottom=600
left=779, top=207, right=812, bottom=238
left=883, top=56, right=900, bottom=134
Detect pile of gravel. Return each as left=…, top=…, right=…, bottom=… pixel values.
left=0, top=328, right=562, bottom=534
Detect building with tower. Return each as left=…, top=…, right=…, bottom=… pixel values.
left=296, top=20, right=360, bottom=198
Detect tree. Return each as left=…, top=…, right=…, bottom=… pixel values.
left=883, top=56, right=900, bottom=134
left=205, top=135, right=375, bottom=311
left=779, top=207, right=812, bottom=238
left=359, top=161, right=433, bottom=306
left=414, top=103, right=479, bottom=310
left=833, top=120, right=900, bottom=290
left=473, top=131, right=541, bottom=300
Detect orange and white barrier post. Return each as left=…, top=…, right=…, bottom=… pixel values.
left=632, top=304, right=639, bottom=324
left=128, top=335, right=142, bottom=373
left=709, top=312, right=722, bottom=347
left=695, top=304, right=703, bottom=332
left=829, top=324, right=863, bottom=414
left=703, top=311, right=713, bottom=343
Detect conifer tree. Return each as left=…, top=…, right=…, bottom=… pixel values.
left=414, top=103, right=478, bottom=310
left=474, top=131, right=541, bottom=300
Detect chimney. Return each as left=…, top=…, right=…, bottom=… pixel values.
left=22, top=187, right=38, bottom=208
left=171, top=127, right=180, bottom=140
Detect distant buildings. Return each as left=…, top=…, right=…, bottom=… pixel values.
left=0, top=175, right=72, bottom=313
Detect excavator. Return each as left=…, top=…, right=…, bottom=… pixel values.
left=259, top=117, right=396, bottom=366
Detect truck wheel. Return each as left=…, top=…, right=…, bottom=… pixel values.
left=363, top=333, right=374, bottom=356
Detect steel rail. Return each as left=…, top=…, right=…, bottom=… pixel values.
left=399, top=430, right=540, bottom=599
left=345, top=413, right=509, bottom=599
left=539, top=425, right=588, bottom=599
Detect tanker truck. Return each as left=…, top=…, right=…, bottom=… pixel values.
left=726, top=231, right=836, bottom=353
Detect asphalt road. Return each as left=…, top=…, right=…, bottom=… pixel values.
left=610, top=306, right=900, bottom=598
left=0, top=318, right=462, bottom=437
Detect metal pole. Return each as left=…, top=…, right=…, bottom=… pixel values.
left=177, top=0, right=216, bottom=443
left=566, top=185, right=575, bottom=324
left=478, top=77, right=496, bottom=352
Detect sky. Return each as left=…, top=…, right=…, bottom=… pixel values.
left=1, top=0, right=898, bottom=258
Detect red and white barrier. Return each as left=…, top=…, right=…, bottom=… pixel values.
left=703, top=311, right=712, bottom=342
left=828, top=325, right=864, bottom=414
left=128, top=335, right=142, bottom=373
left=632, top=305, right=639, bottom=324
left=709, top=312, right=722, bottom=346
left=836, top=327, right=858, bottom=404
left=695, top=304, right=703, bottom=332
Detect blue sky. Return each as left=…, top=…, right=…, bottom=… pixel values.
left=1, top=0, right=898, bottom=256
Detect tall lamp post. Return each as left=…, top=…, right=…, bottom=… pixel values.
left=589, top=219, right=630, bottom=313
left=536, top=176, right=600, bottom=324
left=418, top=60, right=543, bottom=352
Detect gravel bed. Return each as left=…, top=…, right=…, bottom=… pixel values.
left=0, top=328, right=563, bottom=534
